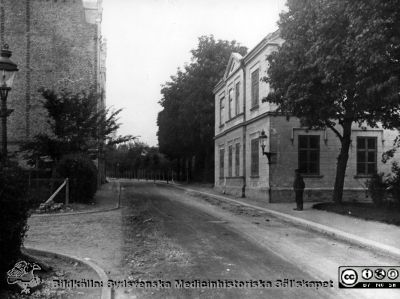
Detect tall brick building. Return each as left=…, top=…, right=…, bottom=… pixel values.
left=0, top=0, right=105, bottom=154
left=214, top=31, right=400, bottom=202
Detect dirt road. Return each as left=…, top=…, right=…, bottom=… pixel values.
left=116, top=182, right=399, bottom=299
left=26, top=181, right=400, bottom=299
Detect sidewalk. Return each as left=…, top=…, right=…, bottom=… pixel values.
left=25, top=182, right=121, bottom=299
left=31, top=180, right=120, bottom=217
left=25, top=182, right=123, bottom=279
left=165, top=182, right=400, bottom=260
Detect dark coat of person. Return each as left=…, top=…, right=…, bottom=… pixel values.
left=293, top=172, right=305, bottom=210
left=293, top=174, right=305, bottom=192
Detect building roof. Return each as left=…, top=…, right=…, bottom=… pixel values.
left=242, top=29, right=280, bottom=64
left=214, top=29, right=282, bottom=94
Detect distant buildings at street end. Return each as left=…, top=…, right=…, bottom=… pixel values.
left=214, top=31, right=399, bottom=202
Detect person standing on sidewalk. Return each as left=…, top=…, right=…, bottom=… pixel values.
left=293, top=169, right=305, bottom=211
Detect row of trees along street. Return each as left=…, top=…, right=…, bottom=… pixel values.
left=106, top=141, right=212, bottom=183
left=157, top=36, right=247, bottom=182
left=105, top=141, right=178, bottom=181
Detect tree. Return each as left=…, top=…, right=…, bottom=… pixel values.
left=263, top=0, right=400, bottom=203
left=23, top=88, right=133, bottom=165
left=157, top=35, right=247, bottom=181
left=105, top=140, right=172, bottom=179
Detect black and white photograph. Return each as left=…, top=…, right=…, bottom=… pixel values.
left=0, top=0, right=400, bottom=298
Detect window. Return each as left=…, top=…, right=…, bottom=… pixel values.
left=219, top=97, right=225, bottom=125
left=228, top=145, right=233, bottom=177
left=298, top=135, right=320, bottom=175
left=235, top=143, right=240, bottom=176
left=228, top=89, right=234, bottom=119
left=357, top=137, right=377, bottom=175
left=251, top=138, right=259, bottom=176
left=251, top=69, right=259, bottom=108
left=219, top=148, right=225, bottom=178
left=235, top=82, right=240, bottom=115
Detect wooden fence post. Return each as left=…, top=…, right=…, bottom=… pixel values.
left=65, top=178, right=69, bottom=205
left=118, top=183, right=122, bottom=208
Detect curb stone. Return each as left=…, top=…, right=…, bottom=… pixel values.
left=160, top=182, right=400, bottom=261
left=24, top=247, right=112, bottom=299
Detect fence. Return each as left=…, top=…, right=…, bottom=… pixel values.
left=23, top=170, right=67, bottom=208
left=106, top=168, right=176, bottom=182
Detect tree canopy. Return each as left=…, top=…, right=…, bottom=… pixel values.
left=263, top=0, right=400, bottom=202
left=105, top=141, right=171, bottom=178
left=23, top=88, right=133, bottom=164
left=157, top=35, right=247, bottom=181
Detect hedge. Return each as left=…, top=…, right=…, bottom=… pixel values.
left=0, top=167, right=30, bottom=286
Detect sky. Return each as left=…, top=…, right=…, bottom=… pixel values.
left=102, top=0, right=287, bottom=146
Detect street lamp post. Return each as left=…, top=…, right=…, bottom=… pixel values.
left=0, top=44, right=18, bottom=168
left=259, top=129, right=276, bottom=202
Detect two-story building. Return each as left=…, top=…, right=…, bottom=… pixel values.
left=214, top=31, right=399, bottom=202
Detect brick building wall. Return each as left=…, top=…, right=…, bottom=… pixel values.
left=0, top=0, right=99, bottom=151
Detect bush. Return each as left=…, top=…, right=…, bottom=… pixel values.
left=366, top=173, right=388, bottom=206
left=56, top=154, right=98, bottom=203
left=0, top=167, right=30, bottom=286
left=387, top=162, right=400, bottom=205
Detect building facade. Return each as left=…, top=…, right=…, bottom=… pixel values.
left=0, top=0, right=105, bottom=155
left=214, top=31, right=399, bottom=202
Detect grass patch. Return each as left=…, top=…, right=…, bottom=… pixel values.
left=313, top=202, right=400, bottom=226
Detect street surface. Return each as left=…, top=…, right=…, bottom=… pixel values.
left=26, top=181, right=400, bottom=299
left=116, top=182, right=399, bottom=299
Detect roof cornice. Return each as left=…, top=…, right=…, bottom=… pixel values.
left=213, top=30, right=282, bottom=95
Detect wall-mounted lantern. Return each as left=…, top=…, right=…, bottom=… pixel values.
left=259, top=129, right=276, bottom=164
